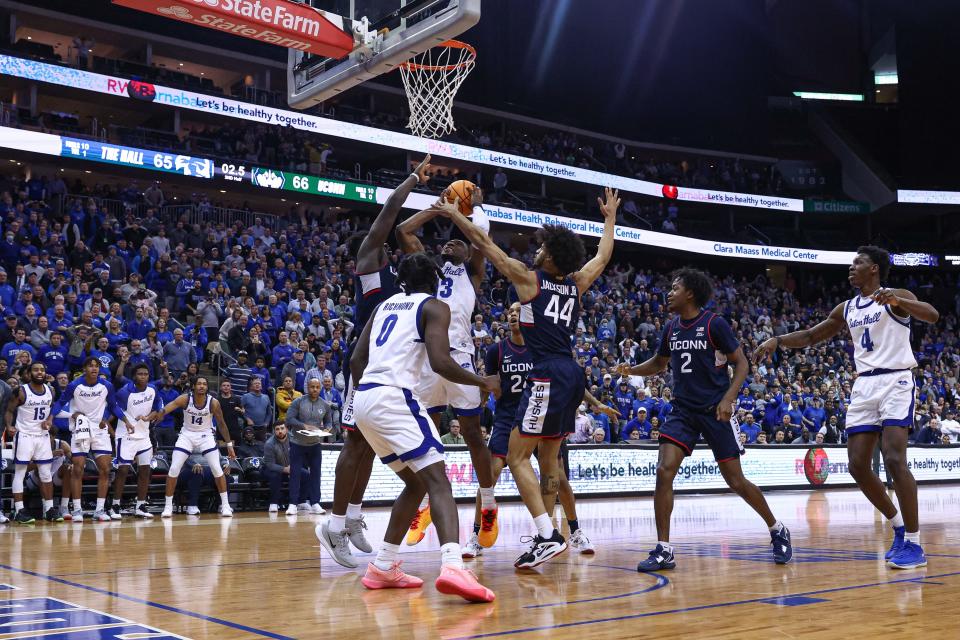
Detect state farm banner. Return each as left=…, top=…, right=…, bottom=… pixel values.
left=111, top=0, right=354, bottom=57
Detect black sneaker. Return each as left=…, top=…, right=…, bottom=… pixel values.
left=637, top=543, right=676, bottom=572
left=13, top=510, right=35, bottom=525
left=771, top=526, right=793, bottom=565
left=44, top=507, right=64, bottom=522
left=514, top=530, right=567, bottom=569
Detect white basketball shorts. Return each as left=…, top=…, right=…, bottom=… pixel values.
left=419, top=350, right=482, bottom=416
left=174, top=429, right=219, bottom=455
left=13, top=432, right=53, bottom=465
left=352, top=383, right=444, bottom=473
left=116, top=436, right=154, bottom=466
left=845, top=369, right=915, bottom=434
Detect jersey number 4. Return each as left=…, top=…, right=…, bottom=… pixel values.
left=544, top=295, right=574, bottom=326
left=860, top=328, right=875, bottom=352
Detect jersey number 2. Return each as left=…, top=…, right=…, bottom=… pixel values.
left=510, top=374, right=524, bottom=394
left=860, top=328, right=875, bottom=352
left=544, top=295, right=574, bottom=326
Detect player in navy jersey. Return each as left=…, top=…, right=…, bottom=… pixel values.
left=754, top=246, right=939, bottom=570
left=461, top=301, right=601, bottom=559
left=439, top=187, right=619, bottom=569
left=319, top=155, right=431, bottom=568
left=616, top=268, right=792, bottom=571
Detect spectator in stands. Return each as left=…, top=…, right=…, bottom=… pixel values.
left=441, top=420, right=466, bottom=445
left=241, top=377, right=271, bottom=440
left=940, top=411, right=960, bottom=443
left=162, top=328, right=195, bottom=377
left=225, top=350, right=253, bottom=395
left=791, top=427, right=813, bottom=445
left=493, top=168, right=508, bottom=202
left=568, top=404, right=594, bottom=444
left=756, top=431, right=768, bottom=444
left=280, top=348, right=307, bottom=393
left=622, top=427, right=642, bottom=443
left=283, top=378, right=330, bottom=515
left=249, top=355, right=270, bottom=391
left=217, top=380, right=244, bottom=442
left=914, top=418, right=943, bottom=445
left=590, top=428, right=607, bottom=444
left=621, top=408, right=652, bottom=441
left=773, top=430, right=787, bottom=444
left=318, top=371, right=342, bottom=433
left=740, top=413, right=761, bottom=443
left=235, top=426, right=264, bottom=459
left=263, top=422, right=297, bottom=513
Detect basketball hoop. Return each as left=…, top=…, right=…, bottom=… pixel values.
left=399, top=40, right=476, bottom=139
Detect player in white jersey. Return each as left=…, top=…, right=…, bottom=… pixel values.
left=327, top=252, right=497, bottom=602
left=26, top=434, right=73, bottom=517
left=395, top=190, right=500, bottom=548
left=5, top=362, right=59, bottom=523
left=109, top=363, right=164, bottom=520
left=152, top=377, right=235, bottom=518
left=53, top=357, right=117, bottom=523
left=755, top=246, right=939, bottom=570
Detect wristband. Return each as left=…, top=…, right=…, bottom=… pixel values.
left=410, top=172, right=420, bottom=184
left=226, top=442, right=234, bottom=447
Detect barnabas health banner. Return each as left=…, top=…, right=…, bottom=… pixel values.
left=314, top=444, right=960, bottom=503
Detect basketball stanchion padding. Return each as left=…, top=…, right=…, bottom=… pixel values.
left=399, top=40, right=476, bottom=139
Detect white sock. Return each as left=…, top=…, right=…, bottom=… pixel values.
left=440, top=542, right=464, bottom=569
left=43, top=499, right=53, bottom=511
left=219, top=492, right=229, bottom=507
left=165, top=496, right=174, bottom=509
left=72, top=499, right=82, bottom=513
left=658, top=540, right=674, bottom=553
left=905, top=531, right=920, bottom=545
left=479, top=487, right=496, bottom=509
left=60, top=497, right=69, bottom=510
left=346, top=503, right=362, bottom=519
left=329, top=513, right=346, bottom=534
left=768, top=520, right=784, bottom=533
left=14, top=501, right=24, bottom=512
left=533, top=513, right=554, bottom=539
left=95, top=498, right=105, bottom=512
left=374, top=542, right=400, bottom=571
left=889, top=511, right=904, bottom=528
left=418, top=495, right=429, bottom=510
left=136, top=500, right=145, bottom=508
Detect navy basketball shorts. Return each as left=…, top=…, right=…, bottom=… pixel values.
left=660, top=404, right=742, bottom=462
left=515, top=358, right=585, bottom=439
left=488, top=412, right=515, bottom=459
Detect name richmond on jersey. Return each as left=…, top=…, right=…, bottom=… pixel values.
left=381, top=300, right=416, bottom=312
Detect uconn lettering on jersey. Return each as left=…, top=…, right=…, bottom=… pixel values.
left=848, top=311, right=882, bottom=329
left=503, top=361, right=534, bottom=374
left=670, top=338, right=709, bottom=351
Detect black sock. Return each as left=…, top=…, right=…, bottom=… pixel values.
left=568, top=519, right=579, bottom=533
left=473, top=522, right=481, bottom=535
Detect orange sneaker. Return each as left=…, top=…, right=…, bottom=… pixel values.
left=361, top=562, right=424, bottom=590
left=435, top=565, right=495, bottom=602
left=477, top=506, right=499, bottom=548
left=405, top=505, right=432, bottom=546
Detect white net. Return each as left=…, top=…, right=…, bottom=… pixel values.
left=399, top=41, right=476, bottom=139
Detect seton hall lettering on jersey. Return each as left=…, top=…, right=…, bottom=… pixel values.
left=844, top=295, right=916, bottom=373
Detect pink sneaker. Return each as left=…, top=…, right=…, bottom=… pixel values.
left=361, top=562, right=424, bottom=590
left=435, top=565, right=495, bottom=602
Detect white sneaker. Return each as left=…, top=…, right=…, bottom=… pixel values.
left=107, top=508, right=122, bottom=521
left=92, top=510, right=111, bottom=522
left=134, top=504, right=154, bottom=519
left=186, top=506, right=201, bottom=515
left=462, top=534, right=484, bottom=559
left=220, top=505, right=234, bottom=518
left=298, top=502, right=311, bottom=512
left=71, top=510, right=84, bottom=522
left=161, top=507, right=173, bottom=518
left=285, top=504, right=298, bottom=516
left=569, top=529, right=595, bottom=554
left=0, top=512, right=9, bottom=524
left=311, top=504, right=325, bottom=515
left=268, top=504, right=279, bottom=513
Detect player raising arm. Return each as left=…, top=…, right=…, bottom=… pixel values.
left=435, top=187, right=619, bottom=569
left=753, top=246, right=938, bottom=570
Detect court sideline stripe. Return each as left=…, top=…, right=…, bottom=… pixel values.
left=453, top=570, right=960, bottom=639
left=0, top=563, right=296, bottom=640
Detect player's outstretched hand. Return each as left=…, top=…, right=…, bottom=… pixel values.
left=598, top=187, right=621, bottom=220
left=871, top=287, right=899, bottom=307
left=752, top=338, right=778, bottom=364
left=431, top=195, right=461, bottom=218
left=613, top=362, right=632, bottom=378
left=595, top=405, right=620, bottom=420
left=479, top=375, right=500, bottom=395
left=415, top=154, right=431, bottom=184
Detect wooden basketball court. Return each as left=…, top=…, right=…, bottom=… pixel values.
left=2, top=486, right=958, bottom=639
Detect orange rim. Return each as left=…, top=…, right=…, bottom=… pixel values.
left=398, top=40, right=476, bottom=72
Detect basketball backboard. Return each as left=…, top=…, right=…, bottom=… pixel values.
left=287, top=0, right=480, bottom=109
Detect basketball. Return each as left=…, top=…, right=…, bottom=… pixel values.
left=445, top=179, right=477, bottom=216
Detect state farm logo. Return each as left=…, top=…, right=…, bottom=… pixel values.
left=157, top=5, right=193, bottom=19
